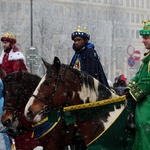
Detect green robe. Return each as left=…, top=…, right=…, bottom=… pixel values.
left=128, top=53, right=150, bottom=150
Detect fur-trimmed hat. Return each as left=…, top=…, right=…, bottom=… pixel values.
left=71, top=26, right=90, bottom=40
left=1, top=33, right=16, bottom=44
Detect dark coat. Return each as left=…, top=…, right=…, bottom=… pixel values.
left=70, top=43, right=109, bottom=88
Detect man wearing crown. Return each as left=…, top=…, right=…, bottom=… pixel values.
left=70, top=26, right=109, bottom=88
left=0, top=33, right=27, bottom=74
left=125, top=20, right=150, bottom=150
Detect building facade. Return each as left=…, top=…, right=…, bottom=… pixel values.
left=0, top=0, right=149, bottom=82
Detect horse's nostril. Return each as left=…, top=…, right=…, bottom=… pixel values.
left=26, top=110, right=34, bottom=120
left=2, top=119, right=11, bottom=127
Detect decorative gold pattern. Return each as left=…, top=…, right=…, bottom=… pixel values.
left=129, top=81, right=145, bottom=101
left=75, top=26, right=87, bottom=33
left=148, top=61, right=150, bottom=72
left=142, top=20, right=150, bottom=30
left=63, top=95, right=126, bottom=112
left=3, top=33, right=15, bottom=39
left=74, top=58, right=81, bottom=70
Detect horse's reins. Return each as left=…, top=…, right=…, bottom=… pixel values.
left=2, top=81, right=33, bottom=135
left=3, top=82, right=24, bottom=120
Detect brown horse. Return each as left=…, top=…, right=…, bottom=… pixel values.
left=1, top=69, right=76, bottom=150
left=25, top=57, right=134, bottom=150
left=1, top=70, right=41, bottom=150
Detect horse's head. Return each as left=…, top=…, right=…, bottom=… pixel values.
left=25, top=57, right=75, bottom=123
left=1, top=69, right=41, bottom=128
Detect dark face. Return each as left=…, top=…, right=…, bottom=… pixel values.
left=73, top=36, right=87, bottom=50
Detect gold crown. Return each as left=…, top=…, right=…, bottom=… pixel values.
left=3, top=33, right=16, bottom=39
left=75, top=26, right=87, bottom=33
left=142, top=20, right=150, bottom=30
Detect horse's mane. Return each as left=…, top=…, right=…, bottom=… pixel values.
left=3, top=71, right=41, bottom=84
left=61, top=64, right=112, bottom=100
left=62, top=64, right=95, bottom=86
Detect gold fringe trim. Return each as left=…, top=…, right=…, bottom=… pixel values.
left=148, top=61, right=150, bottom=72
left=39, top=117, right=61, bottom=138
left=63, top=95, right=126, bottom=112
left=31, top=117, right=61, bottom=138
left=32, top=117, right=48, bottom=127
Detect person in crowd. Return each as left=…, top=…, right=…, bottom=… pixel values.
left=113, top=74, right=127, bottom=88
left=113, top=74, right=127, bottom=96
left=0, top=33, right=27, bottom=75
left=70, top=26, right=109, bottom=150
left=0, top=33, right=27, bottom=149
left=70, top=26, right=109, bottom=88
left=117, top=74, right=127, bottom=87
left=125, top=20, right=150, bottom=150
left=113, top=76, right=119, bottom=88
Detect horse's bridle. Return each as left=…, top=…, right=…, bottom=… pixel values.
left=3, top=82, right=25, bottom=120
left=32, top=66, right=69, bottom=113
left=2, top=81, right=37, bottom=135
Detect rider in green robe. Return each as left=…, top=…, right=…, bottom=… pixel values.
left=127, top=20, right=150, bottom=150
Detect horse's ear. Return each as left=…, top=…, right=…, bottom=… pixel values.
left=16, top=69, right=23, bottom=81
left=41, top=58, right=51, bottom=70
left=53, top=57, right=61, bottom=73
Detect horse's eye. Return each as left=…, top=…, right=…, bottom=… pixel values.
left=48, top=76, right=52, bottom=79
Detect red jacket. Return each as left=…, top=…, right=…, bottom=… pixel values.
left=0, top=49, right=27, bottom=74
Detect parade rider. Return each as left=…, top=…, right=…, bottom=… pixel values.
left=0, top=33, right=27, bottom=74
left=70, top=26, right=109, bottom=88
left=125, top=20, right=150, bottom=150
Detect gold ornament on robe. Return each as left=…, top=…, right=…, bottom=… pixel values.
left=74, top=58, right=81, bottom=71
left=148, top=61, right=150, bottom=72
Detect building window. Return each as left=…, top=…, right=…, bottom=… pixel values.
left=141, top=0, right=144, bottom=8
left=109, top=0, right=112, bottom=4
left=146, top=0, right=149, bottom=8
left=146, top=15, right=150, bottom=20
left=97, top=10, right=101, bottom=19
left=120, top=0, right=123, bottom=5
left=104, top=10, right=108, bottom=20
left=125, top=29, right=130, bottom=38
left=141, top=14, right=144, bottom=22
left=136, top=30, right=140, bottom=39
left=120, top=29, right=123, bottom=38
left=115, top=28, right=119, bottom=38
left=131, top=0, right=134, bottom=7
left=104, top=0, right=107, bottom=4
left=136, top=0, right=139, bottom=7
left=126, top=0, right=129, bottom=6
left=126, top=13, right=130, bottom=22
left=136, top=14, right=140, bottom=23
left=97, top=0, right=101, bottom=3
left=131, top=30, right=135, bottom=38
left=131, top=13, right=135, bottom=23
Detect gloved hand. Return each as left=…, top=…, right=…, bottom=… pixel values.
left=124, top=88, right=133, bottom=100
